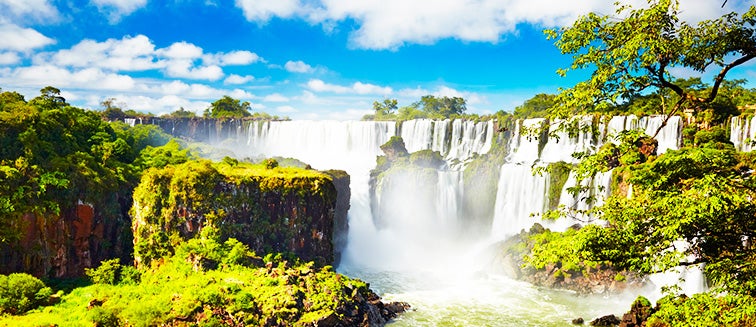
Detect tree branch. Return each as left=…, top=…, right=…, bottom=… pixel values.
left=706, top=53, right=756, bottom=103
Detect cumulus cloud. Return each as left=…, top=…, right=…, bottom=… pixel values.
left=230, top=0, right=753, bottom=50
left=0, top=52, right=20, bottom=65
left=224, top=74, right=255, bottom=85
left=159, top=41, right=204, bottom=59
left=276, top=105, right=298, bottom=113
left=206, top=50, right=263, bottom=66
left=264, top=93, right=289, bottom=102
left=235, top=0, right=301, bottom=23
left=6, top=65, right=136, bottom=90
left=40, top=35, right=158, bottom=71
left=92, top=0, right=148, bottom=23
left=284, top=60, right=314, bottom=73
left=0, top=0, right=59, bottom=22
left=398, top=85, right=486, bottom=105
left=306, top=79, right=392, bottom=95
left=0, top=24, right=55, bottom=52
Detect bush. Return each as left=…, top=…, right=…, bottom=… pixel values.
left=0, top=273, right=53, bottom=314
left=86, top=259, right=122, bottom=285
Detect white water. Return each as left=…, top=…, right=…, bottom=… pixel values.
left=731, top=116, right=756, bottom=152
left=228, top=117, right=699, bottom=325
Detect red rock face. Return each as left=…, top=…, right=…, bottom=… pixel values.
left=0, top=200, right=131, bottom=278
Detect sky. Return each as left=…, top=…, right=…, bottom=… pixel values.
left=0, top=0, right=754, bottom=120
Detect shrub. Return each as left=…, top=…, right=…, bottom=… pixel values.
left=0, top=273, right=53, bottom=314
left=86, top=259, right=122, bottom=285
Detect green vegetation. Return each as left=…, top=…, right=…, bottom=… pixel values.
left=204, top=95, right=252, bottom=118
left=0, top=273, right=55, bottom=315
left=0, top=234, right=380, bottom=327
left=523, top=0, right=756, bottom=324
left=362, top=95, right=469, bottom=121
left=132, top=159, right=339, bottom=268
left=544, top=162, right=572, bottom=210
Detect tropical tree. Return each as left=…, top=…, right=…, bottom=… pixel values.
left=417, top=95, right=466, bottom=117
left=546, top=0, right=756, bottom=134
left=513, top=93, right=556, bottom=118
left=204, top=96, right=251, bottom=118
left=539, top=0, right=756, bottom=295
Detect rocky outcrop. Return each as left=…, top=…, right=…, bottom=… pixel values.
left=0, top=196, right=132, bottom=278
left=131, top=160, right=349, bottom=268
left=489, top=224, right=645, bottom=295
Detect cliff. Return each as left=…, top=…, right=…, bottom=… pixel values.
left=131, top=160, right=349, bottom=267
left=0, top=195, right=132, bottom=279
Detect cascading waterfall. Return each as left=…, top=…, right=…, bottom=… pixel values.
left=731, top=115, right=756, bottom=152
left=172, top=115, right=701, bottom=325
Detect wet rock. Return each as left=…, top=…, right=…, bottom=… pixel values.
left=619, top=296, right=654, bottom=327
left=573, top=317, right=585, bottom=325
left=591, top=314, right=621, bottom=326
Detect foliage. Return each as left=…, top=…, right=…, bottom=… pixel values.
left=513, top=93, right=556, bottom=118
left=545, top=161, right=572, bottom=210
left=523, top=226, right=604, bottom=276
left=131, top=159, right=337, bottom=267
left=546, top=0, right=756, bottom=133
left=85, top=259, right=140, bottom=286
left=162, top=107, right=196, bottom=118
left=363, top=98, right=399, bottom=121
left=0, top=236, right=376, bottom=326
left=646, top=293, right=756, bottom=327
left=0, top=273, right=53, bottom=314
left=204, top=95, right=252, bottom=118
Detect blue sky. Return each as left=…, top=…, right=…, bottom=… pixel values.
left=0, top=0, right=753, bottom=120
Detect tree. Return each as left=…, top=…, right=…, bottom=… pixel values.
left=547, top=0, right=756, bottom=135
left=29, top=86, right=67, bottom=111
left=100, top=98, right=126, bottom=121
left=417, top=95, right=466, bottom=117
left=204, top=96, right=251, bottom=118
left=513, top=93, right=556, bottom=118
left=372, top=99, right=398, bottom=120
left=539, top=0, right=756, bottom=295
left=164, top=107, right=196, bottom=119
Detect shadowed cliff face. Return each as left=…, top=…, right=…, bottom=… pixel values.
left=131, top=161, right=350, bottom=268
left=0, top=196, right=132, bottom=278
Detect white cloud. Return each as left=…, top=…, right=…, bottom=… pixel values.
left=92, top=0, right=148, bottom=23
left=160, top=41, right=204, bottom=59
left=204, top=50, right=263, bottom=66
left=224, top=74, right=255, bottom=85
left=264, top=93, right=289, bottom=102
left=0, top=52, right=20, bottom=65
left=164, top=59, right=224, bottom=81
left=41, top=35, right=158, bottom=71
left=0, top=0, right=59, bottom=22
left=276, top=105, right=298, bottom=113
left=284, top=60, right=314, bottom=73
left=228, top=0, right=754, bottom=50
left=0, top=24, right=55, bottom=52
left=397, top=85, right=486, bottom=105
left=6, top=65, right=135, bottom=90
left=235, top=0, right=301, bottom=23
left=306, top=79, right=392, bottom=95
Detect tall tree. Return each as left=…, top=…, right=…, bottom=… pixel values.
left=418, top=95, right=466, bottom=117
left=546, top=0, right=756, bottom=134
left=204, top=96, right=252, bottom=118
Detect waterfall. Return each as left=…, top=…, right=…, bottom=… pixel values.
left=490, top=164, right=549, bottom=239
left=490, top=115, right=683, bottom=240
left=731, top=116, right=756, bottom=152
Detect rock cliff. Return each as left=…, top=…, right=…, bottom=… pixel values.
left=0, top=195, right=132, bottom=278
left=131, top=160, right=349, bottom=268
